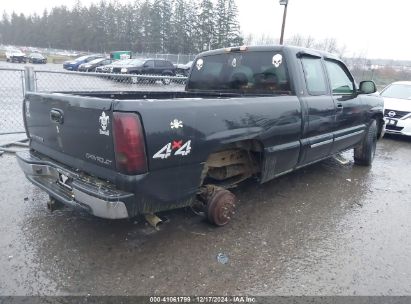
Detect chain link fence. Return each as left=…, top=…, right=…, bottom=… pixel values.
left=0, top=66, right=188, bottom=135
left=0, top=67, right=25, bottom=135
left=34, top=70, right=187, bottom=93
left=133, top=53, right=196, bottom=64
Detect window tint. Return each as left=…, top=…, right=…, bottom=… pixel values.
left=325, top=60, right=354, bottom=94
left=74, top=55, right=89, bottom=62
left=154, top=60, right=164, bottom=67
left=155, top=60, right=174, bottom=68
left=85, top=57, right=96, bottom=62
left=301, top=57, right=327, bottom=95
left=187, top=51, right=292, bottom=94
left=145, top=60, right=154, bottom=68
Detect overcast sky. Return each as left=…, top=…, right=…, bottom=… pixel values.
left=2, top=0, right=410, bottom=60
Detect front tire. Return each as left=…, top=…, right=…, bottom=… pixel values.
left=354, top=120, right=377, bottom=166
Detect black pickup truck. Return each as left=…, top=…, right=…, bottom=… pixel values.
left=17, top=45, right=384, bottom=226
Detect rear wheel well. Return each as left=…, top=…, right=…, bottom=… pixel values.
left=200, top=140, right=264, bottom=187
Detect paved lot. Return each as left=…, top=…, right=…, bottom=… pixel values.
left=0, top=135, right=410, bottom=296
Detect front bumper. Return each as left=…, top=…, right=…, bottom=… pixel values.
left=32, top=59, right=46, bottom=64
left=384, top=117, right=411, bottom=136
left=16, top=151, right=133, bottom=219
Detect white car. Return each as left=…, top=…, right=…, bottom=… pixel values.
left=381, top=81, right=411, bottom=136
left=5, top=49, right=27, bottom=63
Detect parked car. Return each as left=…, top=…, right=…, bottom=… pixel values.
left=175, top=61, right=193, bottom=77
left=63, top=54, right=102, bottom=71
left=95, top=59, right=132, bottom=73
left=28, top=53, right=47, bottom=64
left=78, top=58, right=114, bottom=72
left=380, top=81, right=411, bottom=136
left=116, top=58, right=176, bottom=84
left=6, top=49, right=27, bottom=63
left=17, top=45, right=384, bottom=226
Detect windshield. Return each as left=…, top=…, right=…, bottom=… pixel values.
left=74, top=55, right=90, bottom=62
left=127, top=59, right=145, bottom=66
left=88, top=58, right=105, bottom=65
left=30, top=53, right=43, bottom=58
left=381, top=84, right=411, bottom=100
left=113, top=59, right=134, bottom=66
left=187, top=51, right=292, bottom=95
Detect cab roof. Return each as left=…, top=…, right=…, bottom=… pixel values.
left=197, top=45, right=341, bottom=61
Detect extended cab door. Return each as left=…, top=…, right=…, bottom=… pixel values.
left=298, top=55, right=336, bottom=165
left=324, top=59, right=366, bottom=153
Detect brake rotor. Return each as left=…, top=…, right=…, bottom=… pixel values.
left=207, top=189, right=237, bottom=226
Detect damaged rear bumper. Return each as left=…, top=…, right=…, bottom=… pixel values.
left=16, top=151, right=133, bottom=219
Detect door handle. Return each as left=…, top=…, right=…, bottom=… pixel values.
left=336, top=103, right=343, bottom=111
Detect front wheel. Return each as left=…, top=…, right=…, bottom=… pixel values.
left=354, top=120, right=377, bottom=166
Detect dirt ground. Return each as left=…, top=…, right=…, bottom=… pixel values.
left=0, top=134, right=410, bottom=296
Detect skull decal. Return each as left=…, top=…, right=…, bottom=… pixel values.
left=99, top=112, right=109, bottom=131
left=196, top=58, right=204, bottom=70
left=272, top=54, right=283, bottom=68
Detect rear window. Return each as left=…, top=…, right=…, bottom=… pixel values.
left=187, top=51, right=292, bottom=94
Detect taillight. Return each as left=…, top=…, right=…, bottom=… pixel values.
left=113, top=112, right=147, bottom=174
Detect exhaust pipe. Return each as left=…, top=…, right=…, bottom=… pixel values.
left=144, top=213, right=163, bottom=230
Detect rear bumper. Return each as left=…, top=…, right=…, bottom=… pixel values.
left=16, top=151, right=133, bottom=219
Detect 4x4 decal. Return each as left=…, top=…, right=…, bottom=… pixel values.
left=153, top=140, right=192, bottom=159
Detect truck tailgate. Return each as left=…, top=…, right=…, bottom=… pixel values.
left=25, top=93, right=116, bottom=173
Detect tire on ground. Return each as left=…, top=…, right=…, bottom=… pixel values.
left=354, top=119, right=377, bottom=166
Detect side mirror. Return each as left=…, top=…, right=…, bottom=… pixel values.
left=359, top=80, right=377, bottom=94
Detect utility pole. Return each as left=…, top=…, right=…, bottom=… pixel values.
left=279, top=0, right=289, bottom=45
